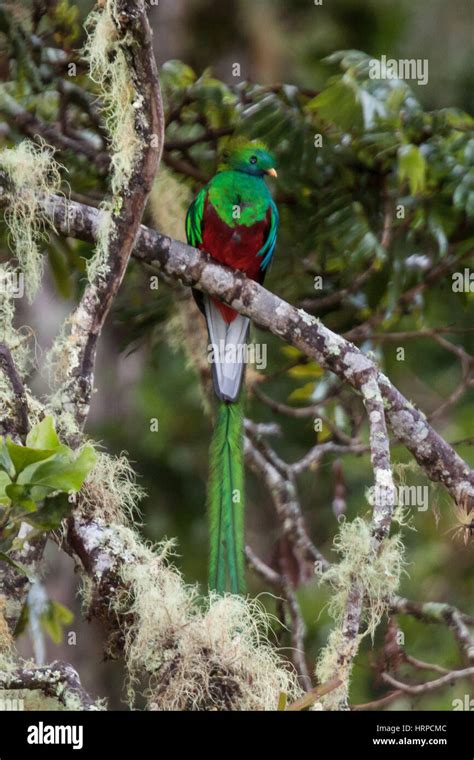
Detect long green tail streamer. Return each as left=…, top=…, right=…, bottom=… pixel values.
left=208, top=400, right=245, bottom=594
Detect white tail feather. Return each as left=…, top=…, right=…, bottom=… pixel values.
left=204, top=296, right=249, bottom=402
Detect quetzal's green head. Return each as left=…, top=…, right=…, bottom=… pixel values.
left=219, top=138, right=277, bottom=178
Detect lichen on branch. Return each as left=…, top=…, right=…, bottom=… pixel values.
left=83, top=0, right=144, bottom=197
left=45, top=0, right=164, bottom=431
left=315, top=516, right=405, bottom=708
left=0, top=141, right=62, bottom=301
left=71, top=512, right=301, bottom=710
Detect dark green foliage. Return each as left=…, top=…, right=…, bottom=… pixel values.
left=0, top=417, right=96, bottom=575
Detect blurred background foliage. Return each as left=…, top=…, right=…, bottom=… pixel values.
left=0, top=0, right=473, bottom=709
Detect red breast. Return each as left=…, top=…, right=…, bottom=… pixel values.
left=200, top=202, right=270, bottom=322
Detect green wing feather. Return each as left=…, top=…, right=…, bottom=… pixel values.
left=208, top=400, right=245, bottom=594
left=257, top=198, right=279, bottom=270
left=185, top=186, right=207, bottom=247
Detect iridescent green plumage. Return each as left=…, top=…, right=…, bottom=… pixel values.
left=186, top=138, right=279, bottom=595
left=186, top=138, right=279, bottom=271
left=208, top=401, right=245, bottom=594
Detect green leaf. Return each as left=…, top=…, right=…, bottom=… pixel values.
left=398, top=144, right=426, bottom=195
left=26, top=416, right=61, bottom=451
left=288, top=362, right=324, bottom=379
left=0, top=440, right=14, bottom=478
left=281, top=346, right=303, bottom=360
left=0, top=470, right=12, bottom=502
left=13, top=601, right=29, bottom=638
left=466, top=191, right=474, bottom=218
left=288, top=382, right=317, bottom=403
left=161, top=59, right=196, bottom=89
left=18, top=445, right=97, bottom=492
left=40, top=600, right=74, bottom=644
left=5, top=483, right=37, bottom=513
left=6, top=482, right=28, bottom=502
left=27, top=493, right=72, bottom=530
left=309, top=79, right=363, bottom=132
left=6, top=438, right=56, bottom=475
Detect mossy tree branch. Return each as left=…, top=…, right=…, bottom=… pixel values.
left=0, top=345, right=41, bottom=633
left=50, top=0, right=165, bottom=430
left=0, top=0, right=163, bottom=689
left=322, top=373, right=397, bottom=709
left=12, top=189, right=473, bottom=509
left=63, top=508, right=301, bottom=710
left=0, top=661, right=99, bottom=710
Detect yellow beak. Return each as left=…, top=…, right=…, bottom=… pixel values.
left=265, top=167, right=278, bottom=178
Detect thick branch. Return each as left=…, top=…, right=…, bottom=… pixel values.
left=323, top=373, right=396, bottom=709
left=17, top=192, right=473, bottom=506
left=51, top=1, right=164, bottom=429
left=0, top=660, right=99, bottom=710
left=0, top=0, right=164, bottom=644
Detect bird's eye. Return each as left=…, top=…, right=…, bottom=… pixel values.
left=250, top=155, right=257, bottom=164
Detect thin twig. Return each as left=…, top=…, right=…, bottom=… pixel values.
left=381, top=667, right=474, bottom=696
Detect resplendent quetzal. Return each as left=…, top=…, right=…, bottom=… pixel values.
left=186, top=138, right=279, bottom=594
